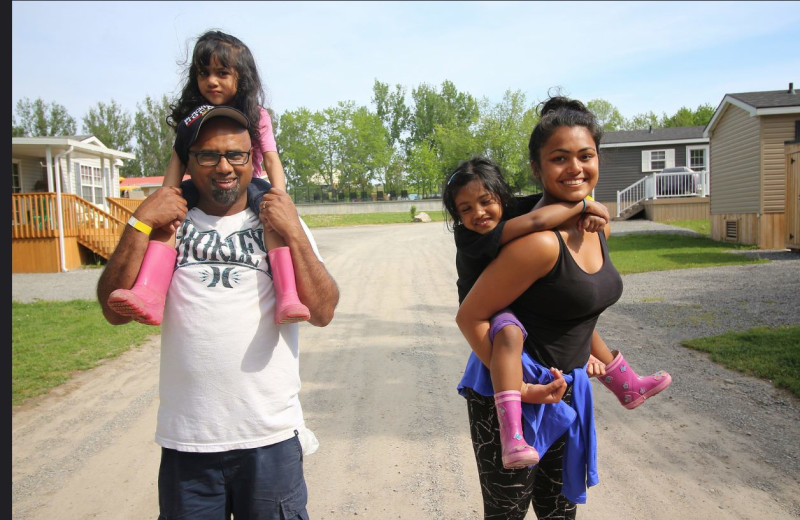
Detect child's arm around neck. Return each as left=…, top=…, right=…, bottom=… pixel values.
left=500, top=197, right=609, bottom=246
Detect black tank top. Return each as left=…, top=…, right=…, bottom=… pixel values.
left=510, top=230, right=623, bottom=372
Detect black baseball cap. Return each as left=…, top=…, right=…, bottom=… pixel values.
left=174, top=105, right=250, bottom=165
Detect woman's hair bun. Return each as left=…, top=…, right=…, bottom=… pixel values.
left=540, top=96, right=590, bottom=118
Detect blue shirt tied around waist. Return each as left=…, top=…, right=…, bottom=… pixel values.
left=458, top=351, right=598, bottom=504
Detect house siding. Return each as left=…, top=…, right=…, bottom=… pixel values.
left=12, top=138, right=127, bottom=204
left=709, top=104, right=760, bottom=214
left=14, top=153, right=117, bottom=198
left=761, top=114, right=799, bottom=213
left=597, top=144, right=691, bottom=202
left=597, top=147, right=642, bottom=202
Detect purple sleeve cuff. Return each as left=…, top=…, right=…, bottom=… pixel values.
left=489, top=308, right=527, bottom=343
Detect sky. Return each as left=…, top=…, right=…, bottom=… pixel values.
left=11, top=1, right=800, bottom=130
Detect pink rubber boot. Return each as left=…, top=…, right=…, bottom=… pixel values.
left=599, top=350, right=672, bottom=410
left=495, top=390, right=540, bottom=469
left=268, top=246, right=310, bottom=325
left=107, top=241, right=177, bottom=326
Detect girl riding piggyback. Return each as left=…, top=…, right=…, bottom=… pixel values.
left=107, top=30, right=309, bottom=327
left=444, top=157, right=672, bottom=469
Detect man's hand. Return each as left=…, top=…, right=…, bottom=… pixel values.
left=520, top=368, right=567, bottom=404
left=97, top=186, right=185, bottom=325
left=135, top=186, right=188, bottom=234
left=258, top=188, right=302, bottom=238
left=257, top=186, right=339, bottom=327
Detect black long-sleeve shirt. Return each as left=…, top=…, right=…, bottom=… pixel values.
left=454, top=194, right=542, bottom=304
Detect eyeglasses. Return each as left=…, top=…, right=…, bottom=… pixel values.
left=189, top=149, right=252, bottom=167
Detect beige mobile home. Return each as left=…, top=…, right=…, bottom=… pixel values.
left=704, top=84, right=800, bottom=249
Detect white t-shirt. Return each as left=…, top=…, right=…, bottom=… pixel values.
left=155, top=207, right=322, bottom=453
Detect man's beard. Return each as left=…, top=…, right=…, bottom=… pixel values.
left=211, top=178, right=241, bottom=206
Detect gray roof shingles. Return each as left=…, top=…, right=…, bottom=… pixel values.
left=603, top=126, right=706, bottom=144
left=727, top=87, right=800, bottom=109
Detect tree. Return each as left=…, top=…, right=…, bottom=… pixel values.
left=335, top=102, right=392, bottom=197
left=383, top=154, right=405, bottom=198
left=276, top=107, right=323, bottom=199
left=519, top=105, right=540, bottom=185
left=409, top=80, right=479, bottom=152
left=662, top=103, right=715, bottom=127
left=312, top=105, right=348, bottom=200
left=622, top=111, right=661, bottom=131
left=349, top=106, right=393, bottom=195
left=129, top=95, right=174, bottom=177
left=409, top=80, right=480, bottom=191
left=693, top=103, right=715, bottom=127
left=662, top=106, right=696, bottom=128
left=406, top=140, right=441, bottom=198
left=372, top=80, right=411, bottom=154
left=82, top=100, right=133, bottom=150
left=587, top=99, right=625, bottom=131
left=409, top=83, right=440, bottom=147
left=434, top=122, right=479, bottom=190
left=82, top=100, right=138, bottom=177
left=475, top=90, right=537, bottom=193
left=13, top=97, right=77, bottom=136
left=12, top=115, right=25, bottom=137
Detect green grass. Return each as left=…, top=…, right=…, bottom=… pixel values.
left=302, top=210, right=446, bottom=228
left=12, top=300, right=159, bottom=406
left=682, top=326, right=800, bottom=398
left=662, top=218, right=711, bottom=236
left=608, top=233, right=764, bottom=274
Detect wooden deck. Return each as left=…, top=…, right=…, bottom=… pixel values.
left=12, top=194, right=142, bottom=273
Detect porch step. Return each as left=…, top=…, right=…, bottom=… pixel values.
left=77, top=231, right=119, bottom=260
left=614, top=202, right=644, bottom=221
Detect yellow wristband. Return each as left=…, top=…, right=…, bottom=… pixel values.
left=127, top=216, right=152, bottom=236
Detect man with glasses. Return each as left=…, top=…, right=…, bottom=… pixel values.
left=97, top=105, right=339, bottom=519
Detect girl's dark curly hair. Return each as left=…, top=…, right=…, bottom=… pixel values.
left=442, top=156, right=516, bottom=231
left=168, top=30, right=264, bottom=145
left=528, top=95, right=603, bottom=171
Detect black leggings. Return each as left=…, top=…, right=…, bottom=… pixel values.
left=465, top=387, right=577, bottom=520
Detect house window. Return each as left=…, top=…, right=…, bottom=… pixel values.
left=80, top=164, right=103, bottom=204
left=12, top=160, right=21, bottom=193
left=687, top=146, right=709, bottom=172
left=641, top=149, right=675, bottom=172
left=651, top=151, right=666, bottom=170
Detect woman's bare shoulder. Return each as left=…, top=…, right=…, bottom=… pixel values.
left=506, top=229, right=559, bottom=248
left=501, top=229, right=560, bottom=266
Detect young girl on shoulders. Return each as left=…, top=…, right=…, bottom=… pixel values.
left=443, top=156, right=671, bottom=469
left=108, top=30, right=308, bottom=326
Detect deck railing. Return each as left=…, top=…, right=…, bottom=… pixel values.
left=11, top=193, right=59, bottom=239
left=616, top=170, right=709, bottom=217
left=107, top=197, right=142, bottom=223
left=616, top=177, right=650, bottom=217
left=11, top=193, right=127, bottom=258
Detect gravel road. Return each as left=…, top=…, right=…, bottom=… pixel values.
left=11, top=220, right=800, bottom=520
